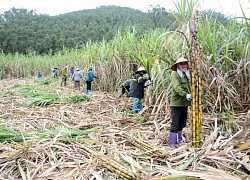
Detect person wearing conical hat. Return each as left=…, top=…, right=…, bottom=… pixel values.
left=169, top=57, right=192, bottom=148
left=128, top=66, right=151, bottom=112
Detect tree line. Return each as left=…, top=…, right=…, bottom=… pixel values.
left=0, top=5, right=229, bottom=55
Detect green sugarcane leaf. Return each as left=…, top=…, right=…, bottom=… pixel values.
left=17, top=160, right=27, bottom=180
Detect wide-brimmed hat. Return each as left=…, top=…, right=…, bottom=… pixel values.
left=76, top=68, right=80, bottom=71
left=171, top=57, right=188, bottom=71
left=136, top=66, right=147, bottom=74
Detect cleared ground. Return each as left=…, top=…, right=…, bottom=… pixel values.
left=0, top=78, right=249, bottom=179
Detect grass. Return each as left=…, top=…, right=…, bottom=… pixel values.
left=67, top=94, right=90, bottom=103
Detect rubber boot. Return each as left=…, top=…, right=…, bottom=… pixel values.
left=138, top=103, right=143, bottom=111
left=169, top=132, right=177, bottom=148
left=177, top=131, right=182, bottom=144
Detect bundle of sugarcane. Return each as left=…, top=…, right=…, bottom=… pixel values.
left=189, top=11, right=203, bottom=148
left=82, top=146, right=140, bottom=180
left=118, top=134, right=170, bottom=157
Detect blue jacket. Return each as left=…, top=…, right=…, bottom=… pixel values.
left=128, top=73, right=149, bottom=99
left=86, top=70, right=98, bottom=82
left=70, top=67, right=74, bottom=75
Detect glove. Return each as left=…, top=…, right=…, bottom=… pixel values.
left=186, top=94, right=192, bottom=102
left=148, top=76, right=151, bottom=81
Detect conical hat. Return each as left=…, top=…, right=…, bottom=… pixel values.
left=136, top=66, right=147, bottom=74
left=171, top=57, right=188, bottom=71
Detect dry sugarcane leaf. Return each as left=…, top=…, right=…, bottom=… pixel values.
left=120, top=153, right=143, bottom=170
left=234, top=140, right=250, bottom=149
left=242, top=155, right=250, bottom=163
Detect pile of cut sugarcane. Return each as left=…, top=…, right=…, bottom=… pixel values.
left=189, top=11, right=202, bottom=148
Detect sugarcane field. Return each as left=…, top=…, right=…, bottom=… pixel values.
left=0, top=1, right=250, bottom=180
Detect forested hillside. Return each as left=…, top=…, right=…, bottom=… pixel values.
left=0, top=5, right=228, bottom=54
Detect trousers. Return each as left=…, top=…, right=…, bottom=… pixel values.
left=170, top=106, right=188, bottom=132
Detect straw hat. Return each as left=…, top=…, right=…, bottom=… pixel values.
left=171, top=57, right=188, bottom=71
left=136, top=66, right=147, bottom=74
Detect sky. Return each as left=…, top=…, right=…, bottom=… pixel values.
left=0, top=0, right=249, bottom=17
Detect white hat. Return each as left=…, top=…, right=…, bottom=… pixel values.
left=76, top=68, right=80, bottom=71
left=136, top=67, right=147, bottom=74
left=171, top=57, right=188, bottom=71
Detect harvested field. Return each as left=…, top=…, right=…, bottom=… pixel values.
left=0, top=78, right=249, bottom=179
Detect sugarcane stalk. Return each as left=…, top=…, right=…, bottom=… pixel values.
left=189, top=10, right=203, bottom=148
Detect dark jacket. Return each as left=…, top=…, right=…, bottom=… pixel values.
left=128, top=73, right=149, bottom=99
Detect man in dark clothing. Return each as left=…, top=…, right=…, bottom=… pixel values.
left=128, top=67, right=150, bottom=112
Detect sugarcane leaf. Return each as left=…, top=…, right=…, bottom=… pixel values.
left=178, top=153, right=198, bottom=170
left=121, top=154, right=143, bottom=170
left=17, top=160, right=27, bottom=180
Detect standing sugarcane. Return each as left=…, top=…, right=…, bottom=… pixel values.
left=189, top=11, right=203, bottom=148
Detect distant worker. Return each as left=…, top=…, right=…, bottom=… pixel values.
left=119, top=79, right=133, bottom=97
left=61, top=66, right=68, bottom=86
left=72, top=68, right=82, bottom=90
left=38, top=72, right=42, bottom=78
left=70, top=66, right=74, bottom=77
left=52, top=67, right=58, bottom=78
left=85, top=66, right=98, bottom=94
left=128, top=67, right=151, bottom=112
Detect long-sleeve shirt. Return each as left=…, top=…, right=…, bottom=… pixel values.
left=128, top=74, right=149, bottom=99
left=86, top=70, right=97, bottom=82
left=72, top=71, right=82, bottom=81
left=170, top=71, right=191, bottom=106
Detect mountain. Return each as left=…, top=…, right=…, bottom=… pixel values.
left=0, top=5, right=228, bottom=54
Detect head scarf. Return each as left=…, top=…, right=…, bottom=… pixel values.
left=177, top=64, right=190, bottom=80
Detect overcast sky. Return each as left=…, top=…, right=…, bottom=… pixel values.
left=0, top=0, right=249, bottom=17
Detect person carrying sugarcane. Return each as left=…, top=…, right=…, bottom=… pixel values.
left=85, top=66, right=98, bottom=94
left=72, top=68, right=82, bottom=90
left=61, top=66, right=68, bottom=86
left=128, top=67, right=151, bottom=112
left=169, top=57, right=192, bottom=148
left=119, top=79, right=133, bottom=97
